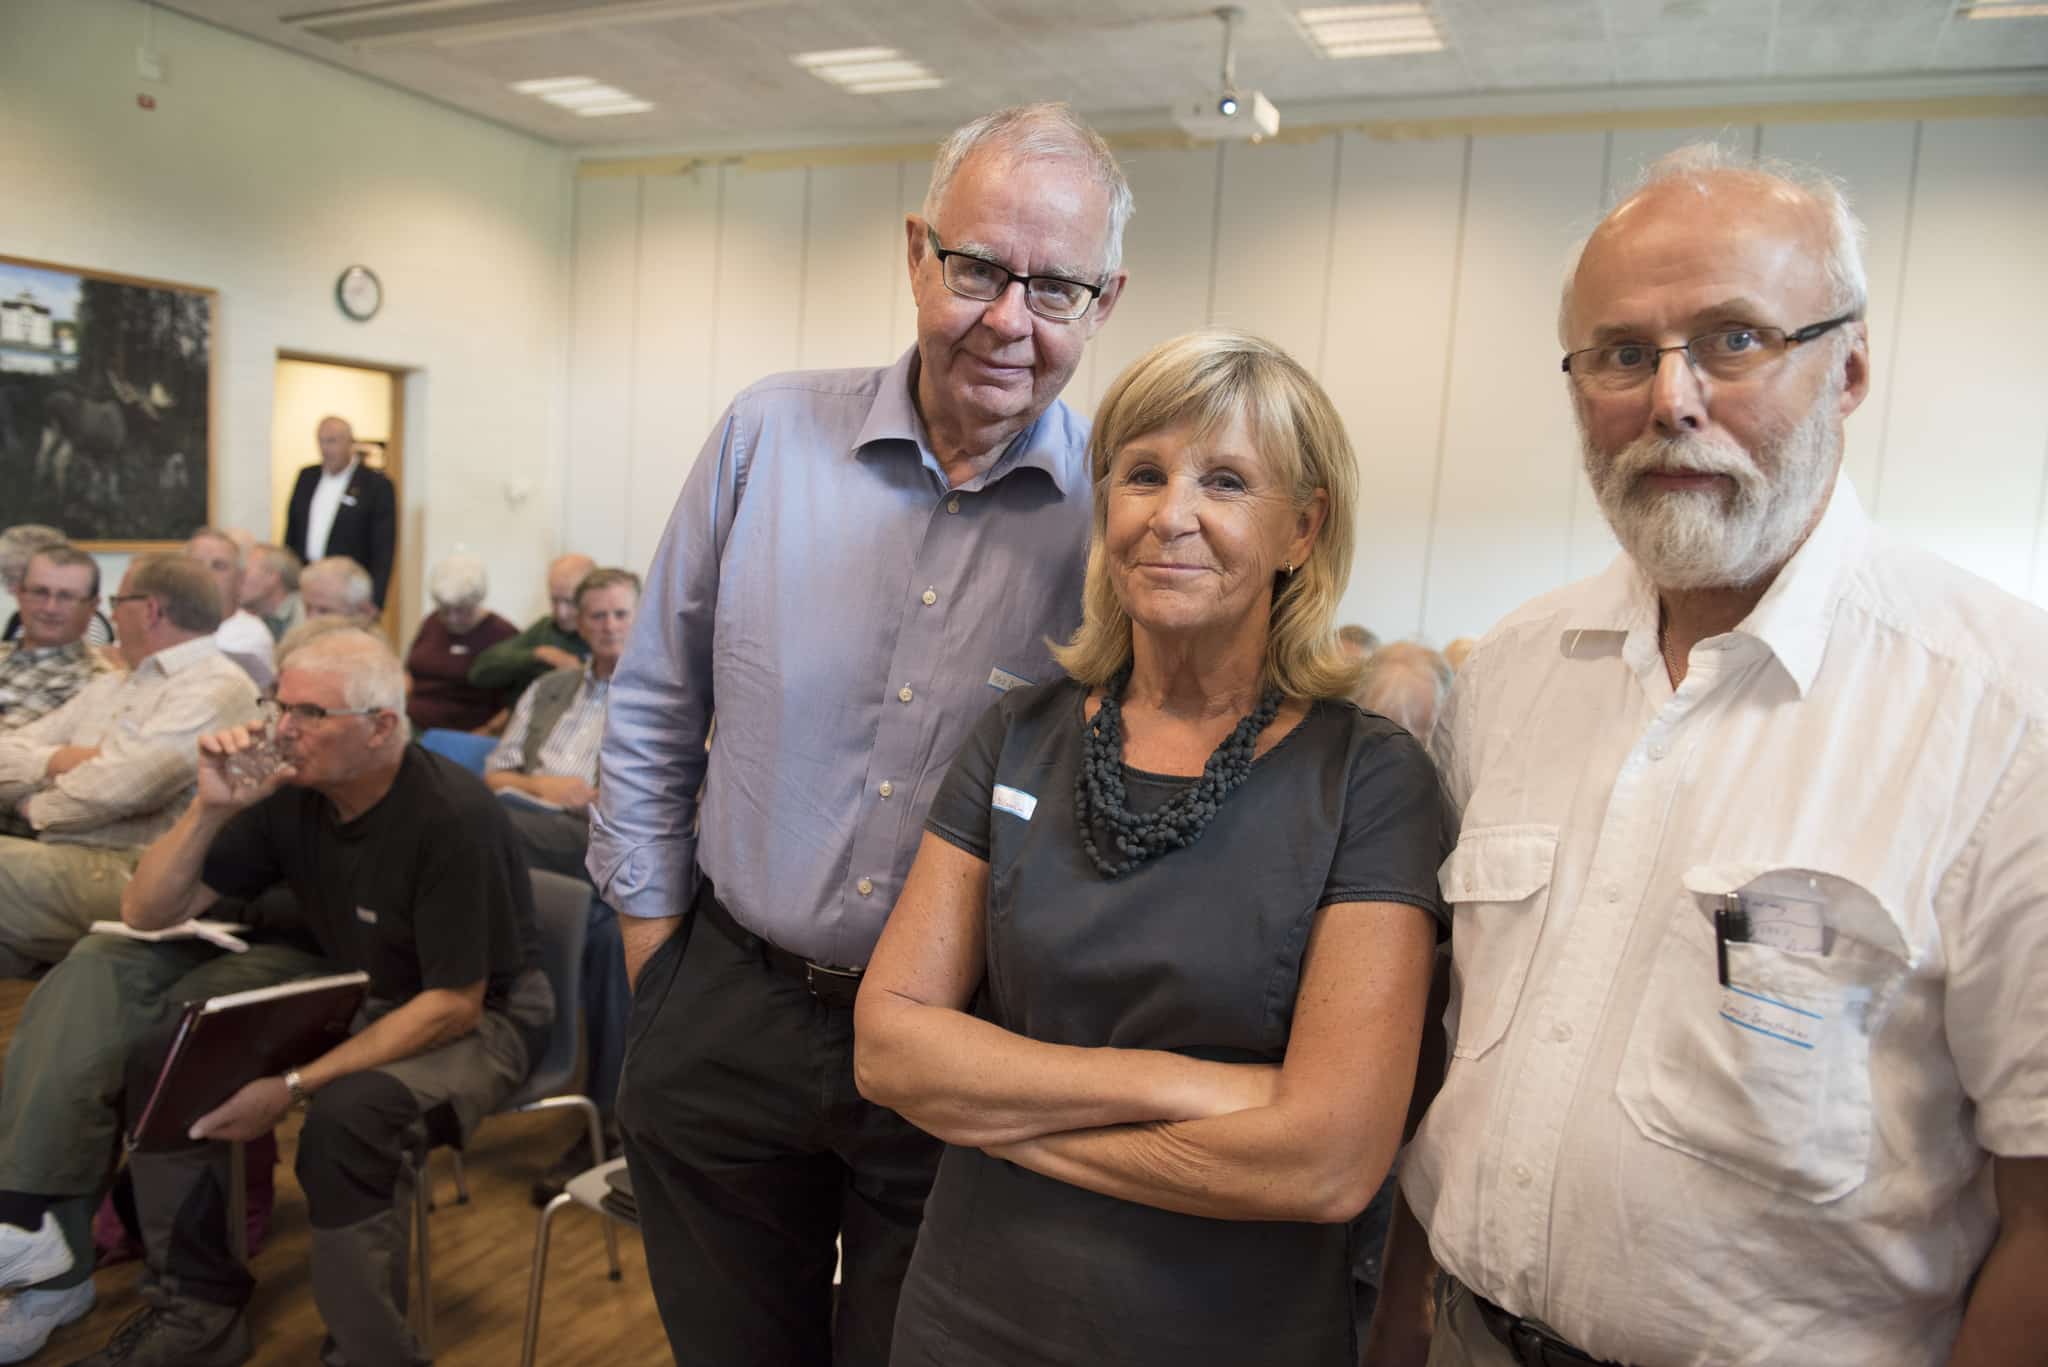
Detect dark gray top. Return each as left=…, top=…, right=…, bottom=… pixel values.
left=892, top=678, right=1450, bottom=1367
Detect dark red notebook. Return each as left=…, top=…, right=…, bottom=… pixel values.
left=126, top=971, right=370, bottom=1150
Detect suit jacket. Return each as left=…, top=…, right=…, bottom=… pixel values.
left=283, top=462, right=397, bottom=607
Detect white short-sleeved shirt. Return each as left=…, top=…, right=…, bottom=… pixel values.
left=1405, top=478, right=2048, bottom=1367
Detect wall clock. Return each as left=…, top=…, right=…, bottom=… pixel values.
left=336, top=265, right=382, bottom=321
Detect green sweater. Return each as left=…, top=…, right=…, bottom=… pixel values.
left=466, top=616, right=589, bottom=695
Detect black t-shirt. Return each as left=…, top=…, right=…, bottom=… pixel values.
left=897, top=679, right=1450, bottom=1367
left=202, top=745, right=539, bottom=1010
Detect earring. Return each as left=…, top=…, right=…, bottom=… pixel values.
left=1284, top=562, right=1294, bottom=575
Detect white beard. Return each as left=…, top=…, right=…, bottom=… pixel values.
left=1581, top=390, right=1840, bottom=591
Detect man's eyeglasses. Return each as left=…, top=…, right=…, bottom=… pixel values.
left=1562, top=313, right=1858, bottom=393
left=925, top=226, right=1104, bottom=322
left=260, top=698, right=385, bottom=725
left=106, top=593, right=154, bottom=609
left=19, top=587, right=94, bottom=607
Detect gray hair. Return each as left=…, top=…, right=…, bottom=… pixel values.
left=127, top=552, right=224, bottom=634
left=0, top=524, right=68, bottom=587
left=1354, top=641, right=1454, bottom=742
left=280, top=626, right=406, bottom=715
left=252, top=543, right=302, bottom=592
left=1559, top=142, right=1868, bottom=344
left=924, top=103, right=1133, bottom=275
left=429, top=551, right=489, bottom=608
left=301, top=556, right=375, bottom=612
left=25, top=543, right=100, bottom=597
left=187, top=525, right=243, bottom=569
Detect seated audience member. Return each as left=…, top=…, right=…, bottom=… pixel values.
left=1353, top=641, right=1455, bottom=742
left=405, top=551, right=519, bottom=733
left=856, top=330, right=1448, bottom=1366
left=1336, top=622, right=1381, bottom=660
left=484, top=567, right=637, bottom=1201
left=1441, top=635, right=1475, bottom=673
left=2, top=525, right=111, bottom=648
left=238, top=544, right=304, bottom=643
left=467, top=553, right=594, bottom=698
left=298, top=555, right=378, bottom=625
left=186, top=527, right=276, bottom=690
left=66, top=628, right=551, bottom=1367
left=0, top=554, right=258, bottom=976
left=1, top=546, right=117, bottom=734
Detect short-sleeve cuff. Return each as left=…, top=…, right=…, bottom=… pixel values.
left=924, top=818, right=991, bottom=862
left=1975, top=1097, right=2048, bottom=1158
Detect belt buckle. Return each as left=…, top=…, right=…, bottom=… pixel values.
left=802, top=961, right=861, bottom=1001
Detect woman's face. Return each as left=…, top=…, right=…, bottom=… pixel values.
left=439, top=598, right=486, bottom=635
left=1104, top=409, right=1323, bottom=647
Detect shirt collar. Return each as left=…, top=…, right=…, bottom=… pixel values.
left=138, top=634, right=224, bottom=679
left=2, top=638, right=90, bottom=665
left=1562, top=475, right=1868, bottom=699
left=852, top=345, right=1076, bottom=497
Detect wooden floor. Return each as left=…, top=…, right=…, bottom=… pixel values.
left=0, top=978, right=675, bottom=1366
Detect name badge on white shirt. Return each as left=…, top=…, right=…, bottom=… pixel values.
left=1719, top=983, right=1824, bottom=1050
left=992, top=785, right=1038, bottom=822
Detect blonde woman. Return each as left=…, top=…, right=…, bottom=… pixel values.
left=856, top=329, right=1448, bottom=1365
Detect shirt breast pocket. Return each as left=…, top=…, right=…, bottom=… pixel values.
left=1439, top=825, right=1558, bottom=1062
left=1616, top=866, right=1909, bottom=1203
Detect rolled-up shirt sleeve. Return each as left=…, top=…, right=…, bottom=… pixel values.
left=25, top=671, right=256, bottom=832
left=587, top=407, right=745, bottom=919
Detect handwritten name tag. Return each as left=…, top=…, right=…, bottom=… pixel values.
left=987, top=666, right=1031, bottom=693
left=992, top=785, right=1038, bottom=822
left=1719, top=984, right=1822, bottom=1050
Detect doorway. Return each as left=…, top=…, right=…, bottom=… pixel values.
left=270, top=354, right=408, bottom=642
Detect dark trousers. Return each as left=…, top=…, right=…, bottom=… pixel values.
left=617, top=886, right=943, bottom=1367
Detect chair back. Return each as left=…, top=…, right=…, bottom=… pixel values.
left=503, top=870, right=594, bottom=1108
left=419, top=728, right=496, bottom=774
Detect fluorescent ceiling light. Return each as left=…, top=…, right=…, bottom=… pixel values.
left=576, top=100, right=655, bottom=117
left=848, top=77, right=946, bottom=93
left=1959, top=1, right=2048, bottom=14
left=1298, top=3, right=1446, bottom=57
left=511, top=75, right=596, bottom=94
left=544, top=86, right=639, bottom=107
left=510, top=76, right=654, bottom=116
left=791, top=46, right=944, bottom=93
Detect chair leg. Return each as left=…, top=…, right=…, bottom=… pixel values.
left=521, top=1192, right=573, bottom=1367
left=227, top=1140, right=248, bottom=1267
left=451, top=1148, right=470, bottom=1206
left=414, top=1152, right=433, bottom=1356
left=602, top=1213, right=622, bottom=1282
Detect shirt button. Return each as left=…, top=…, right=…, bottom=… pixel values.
left=856, top=877, right=874, bottom=896
left=1552, top=1022, right=1574, bottom=1043
left=1513, top=1164, right=1532, bottom=1187
left=1605, top=885, right=1620, bottom=903
left=946, top=497, right=961, bottom=514
left=1648, top=740, right=1667, bottom=761
left=878, top=780, right=894, bottom=798
left=921, top=588, right=937, bottom=606
left=897, top=685, right=914, bottom=704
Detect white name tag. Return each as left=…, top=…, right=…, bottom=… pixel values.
left=1743, top=891, right=1831, bottom=955
left=1719, top=985, right=1822, bottom=1050
left=987, top=666, right=1031, bottom=693
left=340, top=494, right=358, bottom=507
left=355, top=905, right=379, bottom=925
left=992, top=784, right=1037, bottom=822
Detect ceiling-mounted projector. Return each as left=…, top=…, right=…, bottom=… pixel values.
left=1173, top=89, right=1279, bottom=141
left=1171, top=7, right=1279, bottom=143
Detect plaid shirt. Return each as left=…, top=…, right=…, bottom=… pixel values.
left=0, top=639, right=116, bottom=733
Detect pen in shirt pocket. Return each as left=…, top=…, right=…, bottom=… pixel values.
left=1714, top=892, right=1751, bottom=986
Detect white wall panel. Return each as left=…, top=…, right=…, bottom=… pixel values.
left=627, top=169, right=721, bottom=575
left=1426, top=131, right=1608, bottom=641
left=888, top=160, right=933, bottom=362
left=565, top=177, right=641, bottom=564
left=1322, top=133, right=1470, bottom=640
left=1759, top=120, right=1919, bottom=508
left=801, top=162, right=904, bottom=373
left=710, top=164, right=807, bottom=417
left=1209, top=139, right=1343, bottom=372
left=1880, top=117, right=2048, bottom=603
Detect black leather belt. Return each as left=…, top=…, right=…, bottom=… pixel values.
left=701, top=893, right=864, bottom=1009
left=1467, top=1284, right=1614, bottom=1367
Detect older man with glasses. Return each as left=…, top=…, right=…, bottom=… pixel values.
left=0, top=553, right=258, bottom=976
left=1366, top=146, right=2048, bottom=1367
left=590, top=102, right=1128, bottom=1366
left=0, top=545, right=117, bottom=734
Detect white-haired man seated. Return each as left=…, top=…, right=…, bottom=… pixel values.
left=185, top=527, right=277, bottom=690
left=1352, top=641, right=1454, bottom=742
left=238, top=543, right=305, bottom=644
left=297, top=555, right=379, bottom=627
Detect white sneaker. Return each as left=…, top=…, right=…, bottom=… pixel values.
left=0, top=1279, right=95, bottom=1363
left=0, top=1215, right=71, bottom=1293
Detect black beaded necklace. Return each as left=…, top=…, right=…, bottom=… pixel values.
left=1075, top=662, right=1284, bottom=879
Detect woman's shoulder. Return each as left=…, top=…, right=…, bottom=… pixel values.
left=1295, top=698, right=1436, bottom=776
left=988, top=675, right=1087, bottom=732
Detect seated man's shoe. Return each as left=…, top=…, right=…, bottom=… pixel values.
left=64, top=1299, right=249, bottom=1367
left=0, top=1281, right=95, bottom=1363
left=530, top=1125, right=620, bottom=1208
left=0, top=1213, right=74, bottom=1291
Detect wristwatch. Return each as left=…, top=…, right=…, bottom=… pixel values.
left=283, top=1069, right=309, bottom=1110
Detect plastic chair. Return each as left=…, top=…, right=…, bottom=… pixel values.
left=418, top=727, right=497, bottom=774
left=411, top=869, right=615, bottom=1354
left=522, top=1158, right=635, bottom=1366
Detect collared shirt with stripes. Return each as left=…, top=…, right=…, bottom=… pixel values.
left=0, top=639, right=116, bottom=732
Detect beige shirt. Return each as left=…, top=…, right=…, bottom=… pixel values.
left=0, top=636, right=260, bottom=849
left=1406, top=480, right=2048, bottom=1366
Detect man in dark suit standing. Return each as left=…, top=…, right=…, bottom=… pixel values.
left=283, top=416, right=396, bottom=608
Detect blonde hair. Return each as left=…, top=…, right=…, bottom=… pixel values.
left=1052, top=329, right=1361, bottom=701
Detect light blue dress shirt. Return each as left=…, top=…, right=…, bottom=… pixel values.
left=588, top=347, right=1092, bottom=966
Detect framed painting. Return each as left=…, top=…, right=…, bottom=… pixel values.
left=0, top=253, right=215, bottom=549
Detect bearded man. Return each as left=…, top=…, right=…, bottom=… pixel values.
left=1364, top=146, right=2048, bottom=1367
